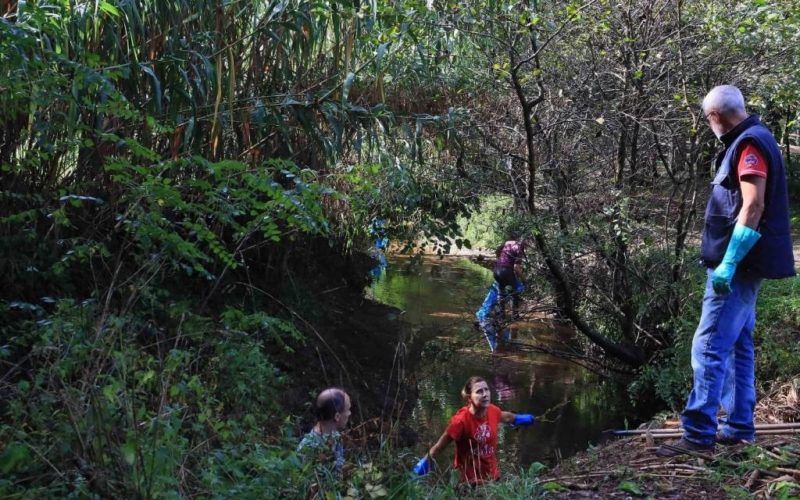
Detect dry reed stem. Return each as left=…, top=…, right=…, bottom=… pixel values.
left=745, top=469, right=761, bottom=490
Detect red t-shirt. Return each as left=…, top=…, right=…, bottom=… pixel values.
left=736, top=140, right=768, bottom=180
left=446, top=404, right=502, bottom=484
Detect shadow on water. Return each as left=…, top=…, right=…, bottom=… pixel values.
left=366, top=255, right=637, bottom=467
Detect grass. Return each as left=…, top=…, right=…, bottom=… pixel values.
left=755, top=275, right=800, bottom=385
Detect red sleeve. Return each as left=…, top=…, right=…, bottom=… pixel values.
left=446, top=412, right=464, bottom=441
left=737, top=141, right=768, bottom=180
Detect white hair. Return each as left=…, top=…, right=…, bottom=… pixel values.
left=702, top=85, right=746, bottom=117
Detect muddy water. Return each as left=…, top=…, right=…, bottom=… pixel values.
left=366, top=256, right=636, bottom=468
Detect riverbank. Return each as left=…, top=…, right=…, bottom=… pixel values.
left=363, top=252, right=799, bottom=499
left=540, top=377, right=800, bottom=498
left=287, top=290, right=417, bottom=446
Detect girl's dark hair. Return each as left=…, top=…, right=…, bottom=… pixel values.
left=314, top=387, right=347, bottom=421
left=461, top=376, right=488, bottom=403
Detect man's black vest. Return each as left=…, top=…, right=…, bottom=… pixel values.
left=700, top=115, right=795, bottom=279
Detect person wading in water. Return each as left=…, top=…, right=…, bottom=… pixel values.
left=493, top=234, right=527, bottom=321
left=411, top=376, right=535, bottom=484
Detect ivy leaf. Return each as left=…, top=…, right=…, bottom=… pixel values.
left=617, top=480, right=643, bottom=496
left=542, top=481, right=568, bottom=492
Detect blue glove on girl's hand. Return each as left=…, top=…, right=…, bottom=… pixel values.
left=412, top=456, right=430, bottom=476
left=712, top=223, right=761, bottom=294
left=512, top=414, right=534, bottom=427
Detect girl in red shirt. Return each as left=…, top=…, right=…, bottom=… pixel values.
left=412, top=376, right=534, bottom=484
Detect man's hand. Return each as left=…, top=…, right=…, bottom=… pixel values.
left=711, top=261, right=737, bottom=294
left=712, top=223, right=761, bottom=294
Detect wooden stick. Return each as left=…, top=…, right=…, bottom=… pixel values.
left=746, top=422, right=800, bottom=430
left=611, top=422, right=800, bottom=436
left=540, top=471, right=617, bottom=482
left=774, top=467, right=800, bottom=478
left=761, top=448, right=785, bottom=461
left=659, top=443, right=715, bottom=461
left=640, top=464, right=709, bottom=472
left=643, top=429, right=800, bottom=440
left=629, top=457, right=660, bottom=465
left=767, top=474, right=797, bottom=484
left=756, top=468, right=781, bottom=479
left=744, top=469, right=760, bottom=489
left=747, top=429, right=798, bottom=435
left=637, top=472, right=700, bottom=479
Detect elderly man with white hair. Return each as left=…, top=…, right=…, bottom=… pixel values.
left=657, top=85, right=795, bottom=457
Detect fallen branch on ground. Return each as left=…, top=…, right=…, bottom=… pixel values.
left=609, top=422, right=800, bottom=436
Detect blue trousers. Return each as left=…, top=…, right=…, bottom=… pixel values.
left=681, top=269, right=763, bottom=445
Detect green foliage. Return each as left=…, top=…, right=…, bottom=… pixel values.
left=1, top=0, right=483, bottom=496
left=2, top=0, right=800, bottom=495
left=107, top=154, right=331, bottom=279
left=0, top=148, right=331, bottom=495
left=387, top=461, right=548, bottom=499
left=753, top=276, right=800, bottom=383
left=197, top=440, right=309, bottom=498
left=0, top=284, right=310, bottom=497
left=632, top=273, right=800, bottom=410
left=457, top=195, right=516, bottom=251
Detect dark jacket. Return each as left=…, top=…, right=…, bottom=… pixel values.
left=700, top=115, right=795, bottom=279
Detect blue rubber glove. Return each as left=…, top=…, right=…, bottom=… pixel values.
left=512, top=414, right=534, bottom=427
left=711, top=223, right=761, bottom=294
left=412, top=456, right=430, bottom=476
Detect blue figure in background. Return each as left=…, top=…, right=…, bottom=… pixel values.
left=368, top=218, right=389, bottom=279
left=475, top=283, right=511, bottom=352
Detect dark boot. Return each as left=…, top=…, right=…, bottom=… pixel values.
left=655, top=437, right=714, bottom=457
left=716, top=432, right=752, bottom=445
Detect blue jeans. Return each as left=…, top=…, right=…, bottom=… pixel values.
left=681, top=269, right=762, bottom=445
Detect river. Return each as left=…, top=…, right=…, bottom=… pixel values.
left=367, top=255, right=638, bottom=469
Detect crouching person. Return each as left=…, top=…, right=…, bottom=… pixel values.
left=297, top=387, right=352, bottom=485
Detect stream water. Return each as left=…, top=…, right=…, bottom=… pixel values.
left=367, top=255, right=638, bottom=469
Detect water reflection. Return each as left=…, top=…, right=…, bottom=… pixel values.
left=368, top=256, right=636, bottom=466
left=492, top=372, right=517, bottom=402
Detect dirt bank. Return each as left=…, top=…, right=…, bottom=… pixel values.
left=541, top=378, right=800, bottom=498
left=278, top=250, right=416, bottom=448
